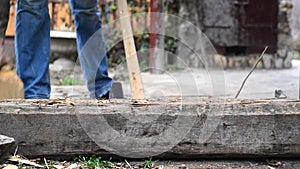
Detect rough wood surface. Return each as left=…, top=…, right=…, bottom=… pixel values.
left=0, top=98, right=299, bottom=159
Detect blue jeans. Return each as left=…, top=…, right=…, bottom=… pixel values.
left=15, top=0, right=112, bottom=99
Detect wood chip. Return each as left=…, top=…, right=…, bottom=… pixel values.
left=67, top=163, right=79, bottom=169
left=3, top=164, right=18, bottom=169
left=8, top=156, right=44, bottom=168
left=53, top=165, right=65, bottom=169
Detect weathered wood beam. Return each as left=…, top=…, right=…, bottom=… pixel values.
left=0, top=98, right=299, bottom=159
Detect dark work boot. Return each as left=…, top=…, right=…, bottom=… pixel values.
left=97, top=91, right=110, bottom=100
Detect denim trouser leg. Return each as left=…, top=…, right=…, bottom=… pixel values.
left=15, top=0, right=51, bottom=99
left=69, top=0, right=112, bottom=98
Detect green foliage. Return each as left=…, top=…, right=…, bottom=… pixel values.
left=42, top=160, right=55, bottom=169
left=110, top=3, right=117, bottom=11
left=143, top=157, right=156, bottom=168
left=136, top=32, right=150, bottom=52
left=165, top=36, right=177, bottom=53
left=106, top=31, right=150, bottom=69
left=77, top=156, right=115, bottom=169
left=164, top=0, right=182, bottom=14
left=266, top=159, right=282, bottom=167
left=291, top=50, right=300, bottom=60
left=139, top=60, right=148, bottom=72
left=103, top=1, right=181, bottom=70
left=60, top=77, right=84, bottom=86
left=105, top=29, right=124, bottom=67
left=165, top=64, right=179, bottom=71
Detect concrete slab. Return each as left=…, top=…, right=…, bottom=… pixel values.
left=0, top=98, right=299, bottom=159
left=50, top=60, right=300, bottom=99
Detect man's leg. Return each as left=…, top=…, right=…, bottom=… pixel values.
left=0, top=0, right=10, bottom=68
left=69, top=0, right=112, bottom=98
left=15, top=0, right=51, bottom=99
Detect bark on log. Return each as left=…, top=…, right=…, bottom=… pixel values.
left=0, top=98, right=299, bottom=159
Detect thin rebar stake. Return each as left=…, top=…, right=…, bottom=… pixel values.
left=234, top=46, right=268, bottom=99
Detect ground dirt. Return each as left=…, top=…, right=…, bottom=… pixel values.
left=1, top=158, right=300, bottom=169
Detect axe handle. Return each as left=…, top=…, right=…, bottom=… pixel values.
left=116, top=0, right=145, bottom=100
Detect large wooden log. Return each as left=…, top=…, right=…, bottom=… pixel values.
left=0, top=98, right=299, bottom=159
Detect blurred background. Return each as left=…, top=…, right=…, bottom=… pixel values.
left=5, top=0, right=300, bottom=69
left=3, top=0, right=300, bottom=98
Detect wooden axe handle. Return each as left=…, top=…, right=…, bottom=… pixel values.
left=116, top=0, right=145, bottom=100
